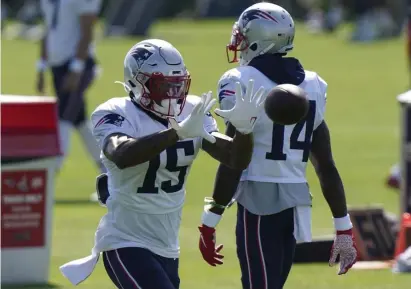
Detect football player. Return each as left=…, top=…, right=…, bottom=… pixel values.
left=59, top=39, right=266, bottom=289
left=37, top=0, right=105, bottom=201
left=197, top=3, right=358, bottom=289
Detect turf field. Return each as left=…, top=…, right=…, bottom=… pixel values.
left=2, top=19, right=411, bottom=288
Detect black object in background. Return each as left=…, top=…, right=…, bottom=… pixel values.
left=103, top=0, right=165, bottom=36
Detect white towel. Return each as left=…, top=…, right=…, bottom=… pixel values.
left=59, top=254, right=100, bottom=285
left=293, top=206, right=312, bottom=244
left=393, top=246, right=411, bottom=273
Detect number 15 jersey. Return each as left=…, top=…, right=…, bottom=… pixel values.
left=218, top=66, right=327, bottom=183
left=92, top=95, right=217, bottom=214
left=90, top=95, right=217, bottom=258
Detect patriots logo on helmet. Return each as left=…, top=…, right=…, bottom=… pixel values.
left=129, top=47, right=154, bottom=69
left=95, top=114, right=125, bottom=128
left=241, top=9, right=279, bottom=27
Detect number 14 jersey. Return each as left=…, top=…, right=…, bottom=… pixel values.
left=218, top=66, right=327, bottom=184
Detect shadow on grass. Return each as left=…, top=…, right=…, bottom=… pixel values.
left=2, top=282, right=61, bottom=289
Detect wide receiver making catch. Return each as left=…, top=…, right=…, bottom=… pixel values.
left=59, top=39, right=266, bottom=289
left=198, top=3, right=358, bottom=289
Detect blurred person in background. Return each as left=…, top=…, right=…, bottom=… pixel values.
left=386, top=0, right=411, bottom=190
left=303, top=0, right=402, bottom=42
left=15, top=0, right=43, bottom=40
left=36, top=0, right=105, bottom=201
left=1, top=2, right=8, bottom=31
left=387, top=163, right=400, bottom=189
left=304, top=0, right=343, bottom=33
left=1, top=0, right=43, bottom=39
left=349, top=0, right=398, bottom=42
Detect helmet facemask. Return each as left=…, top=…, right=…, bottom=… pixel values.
left=134, top=71, right=191, bottom=118
left=226, top=22, right=249, bottom=63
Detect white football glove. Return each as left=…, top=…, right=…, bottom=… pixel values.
left=214, top=79, right=266, bottom=134
left=169, top=92, right=216, bottom=143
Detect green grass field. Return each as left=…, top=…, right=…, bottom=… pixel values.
left=2, top=19, right=411, bottom=288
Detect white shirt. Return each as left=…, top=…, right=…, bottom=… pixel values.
left=90, top=95, right=217, bottom=258
left=218, top=66, right=327, bottom=183
left=40, top=0, right=102, bottom=66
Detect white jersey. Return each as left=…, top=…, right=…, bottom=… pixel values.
left=40, top=0, right=102, bottom=66
left=218, top=66, right=327, bottom=183
left=90, top=95, right=218, bottom=258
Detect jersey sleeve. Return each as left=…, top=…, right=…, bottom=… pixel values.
left=91, top=109, right=135, bottom=149
left=314, top=75, right=328, bottom=129
left=76, top=0, right=102, bottom=15
left=217, top=71, right=244, bottom=125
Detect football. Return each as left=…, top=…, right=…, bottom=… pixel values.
left=264, top=84, right=309, bottom=125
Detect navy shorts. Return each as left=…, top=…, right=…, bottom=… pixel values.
left=236, top=204, right=296, bottom=289
left=51, top=57, right=96, bottom=126
left=103, top=247, right=180, bottom=289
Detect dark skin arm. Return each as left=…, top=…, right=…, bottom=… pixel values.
left=102, top=129, right=179, bottom=169
left=103, top=114, right=253, bottom=170
left=309, top=121, right=347, bottom=218
left=63, top=13, right=97, bottom=92
left=201, top=127, right=253, bottom=170
left=205, top=123, right=246, bottom=215
left=76, top=13, right=97, bottom=61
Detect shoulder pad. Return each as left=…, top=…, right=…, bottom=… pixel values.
left=317, top=75, right=328, bottom=97
left=218, top=68, right=242, bottom=87
left=92, top=97, right=128, bottom=115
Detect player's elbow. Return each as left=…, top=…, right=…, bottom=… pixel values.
left=111, top=150, right=148, bottom=169
left=104, top=146, right=133, bottom=170
left=106, top=152, right=127, bottom=170
left=314, top=158, right=337, bottom=179
left=228, top=153, right=251, bottom=170
left=228, top=161, right=248, bottom=170
left=229, top=134, right=253, bottom=169
left=114, top=159, right=128, bottom=170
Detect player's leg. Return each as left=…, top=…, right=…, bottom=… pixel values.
left=102, top=252, right=122, bottom=289
left=276, top=209, right=296, bottom=289
left=71, top=58, right=106, bottom=201
left=236, top=203, right=264, bottom=289
left=153, top=253, right=180, bottom=289
left=50, top=62, right=74, bottom=172
left=236, top=204, right=295, bottom=289
left=102, top=247, right=177, bottom=289
left=70, top=58, right=105, bottom=173
left=237, top=203, right=279, bottom=289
